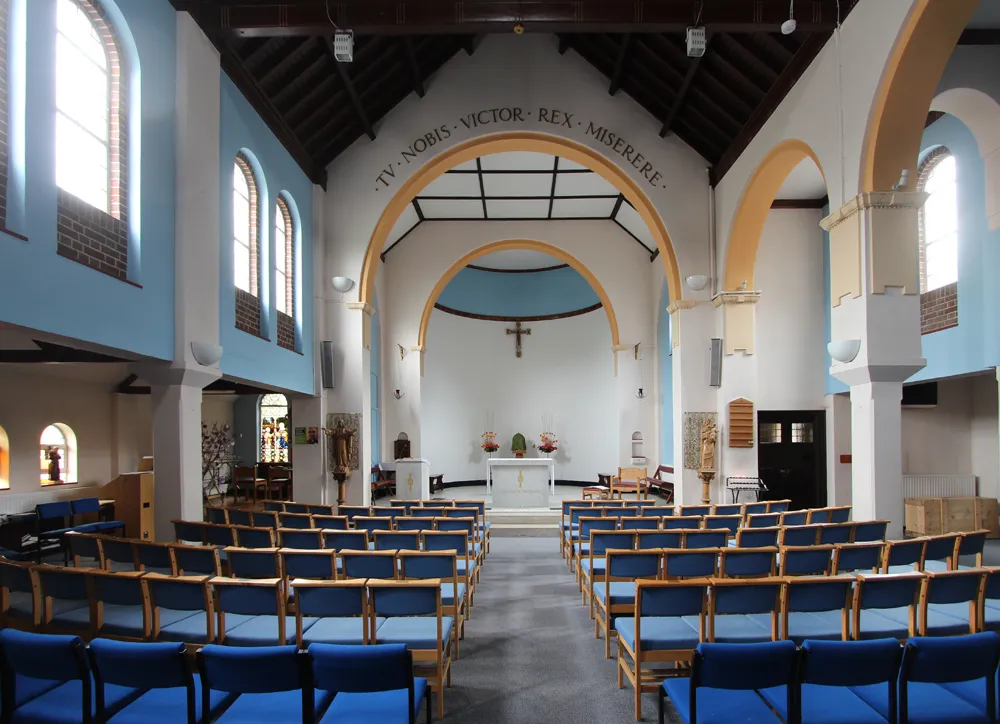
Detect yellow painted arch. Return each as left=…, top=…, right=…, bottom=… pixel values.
left=417, top=239, right=620, bottom=350
left=359, top=131, right=682, bottom=307
left=861, top=0, right=980, bottom=192
left=723, top=140, right=825, bottom=291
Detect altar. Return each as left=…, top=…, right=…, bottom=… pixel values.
left=486, top=458, right=556, bottom=508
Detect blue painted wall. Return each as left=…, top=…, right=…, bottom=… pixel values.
left=218, top=75, right=314, bottom=394
left=658, top=283, right=673, bottom=466
left=0, top=0, right=176, bottom=359
left=910, top=114, right=1000, bottom=382
left=436, top=266, right=599, bottom=317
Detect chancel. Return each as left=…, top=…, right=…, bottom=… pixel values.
left=2, top=1, right=1000, bottom=722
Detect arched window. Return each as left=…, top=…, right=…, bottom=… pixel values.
left=0, top=425, right=9, bottom=491
left=233, top=157, right=259, bottom=296
left=275, top=196, right=294, bottom=316
left=40, top=423, right=77, bottom=485
left=259, top=394, right=289, bottom=463
left=918, top=150, right=959, bottom=293
left=55, top=0, right=120, bottom=215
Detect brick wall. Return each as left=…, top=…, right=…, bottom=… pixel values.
left=277, top=311, right=295, bottom=351
left=56, top=0, right=129, bottom=282
left=921, top=282, right=958, bottom=335
left=0, top=0, right=9, bottom=228
left=235, top=288, right=261, bottom=337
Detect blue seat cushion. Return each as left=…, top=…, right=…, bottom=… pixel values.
left=925, top=603, right=974, bottom=635
left=848, top=683, right=894, bottom=719
left=900, top=681, right=991, bottom=724
left=855, top=609, right=911, bottom=639
left=374, top=617, right=454, bottom=650
left=49, top=603, right=92, bottom=630
left=6, top=591, right=35, bottom=619
left=12, top=681, right=139, bottom=723
left=662, top=680, right=782, bottom=723
left=922, top=559, right=951, bottom=572
left=223, top=615, right=317, bottom=646
left=784, top=611, right=846, bottom=644
left=214, top=689, right=334, bottom=723
left=319, top=680, right=428, bottom=723
left=940, top=679, right=992, bottom=718
left=107, top=680, right=235, bottom=723
left=983, top=605, right=1000, bottom=632
left=440, top=583, right=467, bottom=608
left=614, top=617, right=700, bottom=651
left=302, top=617, right=368, bottom=646
left=158, top=611, right=216, bottom=644
left=759, top=684, right=888, bottom=724
left=709, top=614, right=773, bottom=643
left=9, top=676, right=63, bottom=707
left=885, top=564, right=920, bottom=574
left=594, top=582, right=636, bottom=608
left=98, top=604, right=147, bottom=638
left=578, top=559, right=606, bottom=577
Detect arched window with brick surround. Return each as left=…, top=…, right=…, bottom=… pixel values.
left=917, top=147, right=959, bottom=334
left=233, top=154, right=262, bottom=336
left=55, top=0, right=129, bottom=281
left=275, top=193, right=295, bottom=350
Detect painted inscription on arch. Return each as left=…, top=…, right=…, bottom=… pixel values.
left=373, top=107, right=666, bottom=192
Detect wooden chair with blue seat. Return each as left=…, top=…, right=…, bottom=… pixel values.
left=311, top=515, right=349, bottom=531
left=33, top=501, right=90, bottom=564
left=171, top=521, right=207, bottom=545
left=563, top=505, right=597, bottom=562
left=132, top=541, right=175, bottom=575
left=89, top=570, right=150, bottom=641
left=678, top=505, right=711, bottom=517
left=832, top=542, right=885, bottom=574
left=663, top=549, right=719, bottom=580
left=0, top=558, right=37, bottom=631
left=767, top=499, right=792, bottom=513
left=409, top=508, right=446, bottom=520
left=143, top=573, right=216, bottom=645
left=573, top=517, right=617, bottom=577
left=284, top=502, right=309, bottom=514
left=261, top=500, right=285, bottom=513
left=618, top=516, right=660, bottom=531
left=65, top=532, right=105, bottom=569
left=681, top=529, right=728, bottom=550
left=920, top=533, right=962, bottom=571
left=853, top=520, right=890, bottom=542
left=452, top=500, right=491, bottom=554
left=308, top=642, right=431, bottom=724
left=660, top=640, right=798, bottom=724
left=705, top=577, right=784, bottom=644
left=212, top=577, right=311, bottom=646
left=828, top=505, right=852, bottom=523
left=780, top=575, right=854, bottom=643
left=280, top=549, right=338, bottom=585
left=717, top=547, right=778, bottom=579
left=779, top=524, right=822, bottom=547
left=979, top=568, right=1000, bottom=632
left=88, top=637, right=235, bottom=724
left=399, top=550, right=467, bottom=657
left=435, top=517, right=483, bottom=568
left=581, top=531, right=636, bottom=609
left=250, top=511, right=279, bottom=529
left=818, top=522, right=856, bottom=546
left=278, top=512, right=314, bottom=530
left=233, top=526, right=275, bottom=549
left=759, top=637, right=903, bottom=724
left=918, top=569, right=986, bottom=636
left=293, top=579, right=370, bottom=647
left=99, top=536, right=138, bottom=573
left=354, top=516, right=394, bottom=535
left=0, top=629, right=139, bottom=724
left=883, top=538, right=927, bottom=574
left=711, top=504, right=744, bottom=517
left=397, top=518, right=435, bottom=534
left=307, top=504, right=335, bottom=516
left=341, top=550, right=399, bottom=580
left=339, top=506, right=372, bottom=525
left=746, top=513, right=780, bottom=529
left=277, top=528, right=323, bottom=550
left=374, top=531, right=421, bottom=552
left=225, top=547, right=282, bottom=580
left=636, top=530, right=682, bottom=551
left=779, top=545, right=835, bottom=576
left=899, top=633, right=1000, bottom=724
left=198, top=644, right=329, bottom=723
left=368, top=579, right=454, bottom=719
left=170, top=544, right=222, bottom=577
left=852, top=572, right=926, bottom=641
left=743, top=501, right=768, bottom=516
left=373, top=507, right=408, bottom=523
left=323, top=530, right=370, bottom=555
left=594, top=549, right=660, bottom=658
left=227, top=509, right=254, bottom=527
left=421, top=531, right=475, bottom=606
left=206, top=507, right=228, bottom=525
left=703, top=515, right=741, bottom=537
left=391, top=500, right=422, bottom=513
left=615, top=579, right=709, bottom=720
left=663, top=516, right=703, bottom=530
left=956, top=531, right=989, bottom=569
left=30, top=565, right=93, bottom=636
left=807, top=506, right=837, bottom=524
left=641, top=506, right=675, bottom=520
left=735, top=527, right=780, bottom=548
left=605, top=507, right=640, bottom=524
left=71, top=498, right=125, bottom=537
left=779, top=510, right=808, bottom=526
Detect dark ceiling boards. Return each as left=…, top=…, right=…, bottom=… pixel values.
left=175, top=0, right=865, bottom=189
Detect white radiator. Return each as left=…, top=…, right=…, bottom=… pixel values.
left=902, top=475, right=977, bottom=499
left=0, top=486, right=100, bottom=517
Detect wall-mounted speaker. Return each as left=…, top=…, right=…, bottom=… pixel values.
left=709, top=338, right=722, bottom=387
left=321, top=341, right=335, bottom=389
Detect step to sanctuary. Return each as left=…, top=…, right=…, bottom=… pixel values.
left=486, top=509, right=560, bottom=537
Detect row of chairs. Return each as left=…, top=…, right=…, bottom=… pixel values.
left=612, top=571, right=1000, bottom=719
left=0, top=630, right=433, bottom=724
left=658, top=634, right=1000, bottom=724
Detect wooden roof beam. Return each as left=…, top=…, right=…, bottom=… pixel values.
left=659, top=34, right=710, bottom=137
left=403, top=37, right=425, bottom=98
left=608, top=34, right=631, bottom=96
left=324, top=36, right=376, bottom=141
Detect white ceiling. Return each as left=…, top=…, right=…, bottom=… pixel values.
left=775, top=158, right=827, bottom=200
left=468, top=250, right=565, bottom=270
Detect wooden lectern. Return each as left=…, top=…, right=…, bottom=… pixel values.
left=99, top=456, right=155, bottom=540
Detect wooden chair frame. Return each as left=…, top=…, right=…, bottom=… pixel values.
left=780, top=575, right=852, bottom=641
left=292, top=578, right=368, bottom=648
left=852, top=572, right=924, bottom=641
left=918, top=569, right=985, bottom=636
left=594, top=549, right=660, bottom=659
left=399, top=550, right=467, bottom=658
left=89, top=569, right=150, bottom=641
left=142, top=573, right=215, bottom=644
left=705, top=577, right=782, bottom=643
left=211, top=576, right=288, bottom=645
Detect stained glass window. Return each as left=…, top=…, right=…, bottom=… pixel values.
left=40, top=424, right=74, bottom=485
left=260, top=394, right=289, bottom=463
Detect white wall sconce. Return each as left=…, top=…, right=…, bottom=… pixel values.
left=191, top=342, right=223, bottom=367
left=827, top=339, right=861, bottom=364
left=685, top=274, right=709, bottom=292
left=331, top=276, right=355, bottom=294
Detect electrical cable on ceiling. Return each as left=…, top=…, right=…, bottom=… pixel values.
left=325, top=0, right=339, bottom=30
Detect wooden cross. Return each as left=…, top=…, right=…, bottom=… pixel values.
left=506, top=321, right=531, bottom=358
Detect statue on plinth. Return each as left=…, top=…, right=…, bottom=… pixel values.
left=698, top=418, right=718, bottom=504
left=325, top=418, right=357, bottom=506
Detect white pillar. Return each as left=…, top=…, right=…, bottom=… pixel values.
left=849, top=381, right=905, bottom=535
left=714, top=291, right=761, bottom=487
left=824, top=393, right=852, bottom=507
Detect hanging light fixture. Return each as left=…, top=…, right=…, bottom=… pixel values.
left=393, top=345, right=405, bottom=399
left=781, top=0, right=797, bottom=35
left=634, top=343, right=647, bottom=400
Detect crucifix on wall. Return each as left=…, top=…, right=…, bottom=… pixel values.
left=506, top=321, right=531, bottom=358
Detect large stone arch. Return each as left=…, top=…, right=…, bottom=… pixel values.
left=723, top=140, right=826, bottom=291
left=358, top=131, right=683, bottom=308
left=860, top=0, right=981, bottom=193
left=416, top=239, right=620, bottom=351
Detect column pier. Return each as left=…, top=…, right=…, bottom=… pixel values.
left=714, top=291, right=761, bottom=487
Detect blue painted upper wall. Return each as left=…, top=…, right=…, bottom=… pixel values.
left=218, top=74, right=315, bottom=394
left=0, top=0, right=176, bottom=360
left=436, top=266, right=600, bottom=318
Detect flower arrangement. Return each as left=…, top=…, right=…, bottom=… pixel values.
left=481, top=431, right=499, bottom=453
left=538, top=432, right=559, bottom=454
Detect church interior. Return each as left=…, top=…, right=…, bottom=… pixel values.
left=3, top=0, right=1000, bottom=721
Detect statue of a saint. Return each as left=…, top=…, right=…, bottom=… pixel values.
left=326, top=419, right=357, bottom=475
left=47, top=446, right=62, bottom=482
left=699, top=418, right=717, bottom=471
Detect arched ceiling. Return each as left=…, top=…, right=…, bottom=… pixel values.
left=468, top=250, right=565, bottom=271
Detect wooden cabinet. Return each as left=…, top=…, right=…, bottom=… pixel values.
left=99, top=471, right=155, bottom=540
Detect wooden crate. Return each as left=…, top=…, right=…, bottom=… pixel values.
left=905, top=496, right=1000, bottom=538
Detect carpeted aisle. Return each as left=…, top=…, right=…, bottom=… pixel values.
left=442, top=537, right=681, bottom=723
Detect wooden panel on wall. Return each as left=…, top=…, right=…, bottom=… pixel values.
left=728, top=398, right=754, bottom=448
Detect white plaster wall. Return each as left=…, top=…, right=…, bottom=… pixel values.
left=825, top=393, right=852, bottom=506
left=113, top=394, right=153, bottom=477
left=756, top=209, right=827, bottom=411
left=970, top=372, right=999, bottom=500
left=901, top=377, right=973, bottom=474
left=421, top=311, right=616, bottom=482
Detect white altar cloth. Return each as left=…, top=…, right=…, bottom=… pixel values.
left=486, top=458, right=556, bottom=508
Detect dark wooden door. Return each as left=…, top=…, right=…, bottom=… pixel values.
left=757, top=411, right=826, bottom=510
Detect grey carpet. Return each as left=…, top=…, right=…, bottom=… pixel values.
left=441, top=536, right=680, bottom=723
